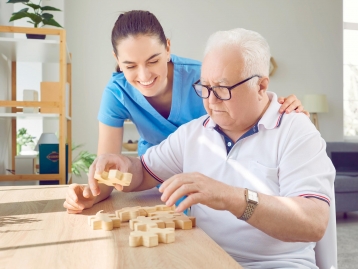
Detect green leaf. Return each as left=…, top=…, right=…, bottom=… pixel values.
left=9, top=11, right=41, bottom=23
left=41, top=13, right=53, bottom=20
left=24, top=3, right=41, bottom=10
left=42, top=17, right=63, bottom=28
left=28, top=12, right=42, bottom=23
left=9, top=12, right=28, bottom=21
left=41, top=6, right=62, bottom=12
left=7, top=0, right=29, bottom=3
left=27, top=21, right=34, bottom=24
left=12, top=8, right=29, bottom=14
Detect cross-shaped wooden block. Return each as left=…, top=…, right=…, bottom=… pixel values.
left=140, top=204, right=176, bottom=215
left=129, top=216, right=167, bottom=231
left=88, top=210, right=121, bottom=231
left=94, top=169, right=132, bottom=187
left=155, top=213, right=196, bottom=230
left=115, top=206, right=147, bottom=222
left=129, top=227, right=175, bottom=247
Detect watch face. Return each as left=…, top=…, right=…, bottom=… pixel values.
left=247, top=190, right=259, bottom=204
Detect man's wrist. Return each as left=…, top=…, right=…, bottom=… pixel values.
left=225, top=187, right=246, bottom=218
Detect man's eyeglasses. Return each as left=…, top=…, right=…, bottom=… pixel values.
left=192, top=75, right=261, bottom=101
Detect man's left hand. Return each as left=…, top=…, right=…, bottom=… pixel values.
left=158, top=172, right=238, bottom=213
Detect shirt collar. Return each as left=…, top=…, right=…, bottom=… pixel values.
left=202, top=91, right=284, bottom=131
left=258, top=91, right=284, bottom=130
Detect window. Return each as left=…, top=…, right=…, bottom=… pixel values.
left=343, top=0, right=358, bottom=137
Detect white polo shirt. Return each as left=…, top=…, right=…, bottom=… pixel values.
left=142, top=92, right=335, bottom=268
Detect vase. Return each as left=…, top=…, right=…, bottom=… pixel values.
left=26, top=34, right=46, bottom=40
left=17, top=144, right=21, bottom=155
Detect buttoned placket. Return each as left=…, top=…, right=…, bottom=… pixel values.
left=213, top=124, right=260, bottom=158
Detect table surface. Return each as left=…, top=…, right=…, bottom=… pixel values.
left=0, top=185, right=242, bottom=269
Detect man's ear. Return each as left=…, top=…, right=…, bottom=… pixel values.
left=258, top=77, right=269, bottom=96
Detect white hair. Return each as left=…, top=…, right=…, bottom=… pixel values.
left=204, top=28, right=271, bottom=86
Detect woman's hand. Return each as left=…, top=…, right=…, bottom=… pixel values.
left=278, top=95, right=310, bottom=117
left=63, top=184, right=96, bottom=214
left=159, top=172, right=242, bottom=214
left=88, top=153, right=132, bottom=196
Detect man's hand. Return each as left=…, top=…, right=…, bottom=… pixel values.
left=63, top=184, right=96, bottom=214
left=158, top=172, right=241, bottom=213
left=278, top=94, right=310, bottom=117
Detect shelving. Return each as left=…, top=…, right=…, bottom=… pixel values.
left=122, top=120, right=139, bottom=156
left=0, top=36, right=71, bottom=63
left=0, top=26, right=72, bottom=185
left=0, top=112, right=71, bottom=120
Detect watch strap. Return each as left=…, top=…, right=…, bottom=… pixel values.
left=239, top=189, right=258, bottom=221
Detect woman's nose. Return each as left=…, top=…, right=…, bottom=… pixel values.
left=137, top=66, right=151, bottom=81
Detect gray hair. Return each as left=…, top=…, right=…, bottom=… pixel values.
left=204, top=28, right=271, bottom=86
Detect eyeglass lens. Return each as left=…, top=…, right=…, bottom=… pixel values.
left=194, top=85, right=230, bottom=100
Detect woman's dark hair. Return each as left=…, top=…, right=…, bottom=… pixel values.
left=112, top=10, right=167, bottom=73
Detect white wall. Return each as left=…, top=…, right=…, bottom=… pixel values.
left=65, top=0, right=343, bottom=181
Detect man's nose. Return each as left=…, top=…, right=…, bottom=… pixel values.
left=208, top=89, right=221, bottom=103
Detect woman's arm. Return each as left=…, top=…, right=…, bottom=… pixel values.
left=88, top=122, right=124, bottom=198
left=98, top=122, right=123, bottom=155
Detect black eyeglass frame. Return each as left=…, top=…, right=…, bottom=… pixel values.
left=192, top=75, right=261, bottom=101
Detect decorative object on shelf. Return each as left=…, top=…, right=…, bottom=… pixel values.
left=303, top=94, right=328, bottom=131
left=269, top=57, right=277, bottom=76
left=34, top=132, right=58, bottom=150
left=16, top=128, right=34, bottom=155
left=15, top=154, right=36, bottom=174
left=39, top=143, right=68, bottom=184
left=123, top=140, right=138, bottom=151
left=72, top=144, right=96, bottom=178
left=40, top=81, right=69, bottom=115
left=7, top=0, right=63, bottom=39
left=23, top=89, right=39, bottom=113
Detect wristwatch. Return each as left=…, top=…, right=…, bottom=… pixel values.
left=239, top=188, right=259, bottom=221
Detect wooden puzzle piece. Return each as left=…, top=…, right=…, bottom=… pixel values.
left=155, top=213, right=196, bottom=230
left=129, top=227, right=175, bottom=247
left=129, top=216, right=166, bottom=231
left=88, top=210, right=121, bottom=231
left=146, top=210, right=176, bottom=217
left=115, top=206, right=147, bottom=222
left=140, top=204, right=176, bottom=215
left=94, top=169, right=132, bottom=187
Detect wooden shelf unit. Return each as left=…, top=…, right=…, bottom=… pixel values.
left=0, top=26, right=72, bottom=185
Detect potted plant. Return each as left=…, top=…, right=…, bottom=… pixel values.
left=72, top=144, right=97, bottom=178
left=16, top=127, right=34, bottom=154
left=7, top=0, right=63, bottom=39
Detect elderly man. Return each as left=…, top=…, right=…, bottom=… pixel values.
left=65, top=28, right=335, bottom=268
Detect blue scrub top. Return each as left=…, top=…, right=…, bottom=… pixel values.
left=98, top=54, right=207, bottom=155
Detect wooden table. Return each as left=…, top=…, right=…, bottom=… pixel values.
left=0, top=185, right=242, bottom=269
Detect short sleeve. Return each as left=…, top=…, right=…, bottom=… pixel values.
left=278, top=115, right=335, bottom=205
left=97, top=82, right=130, bottom=128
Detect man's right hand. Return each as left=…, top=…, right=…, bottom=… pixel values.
left=63, top=184, right=96, bottom=214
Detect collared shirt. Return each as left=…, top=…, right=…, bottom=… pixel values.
left=142, top=92, right=335, bottom=268
left=97, top=54, right=206, bottom=155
